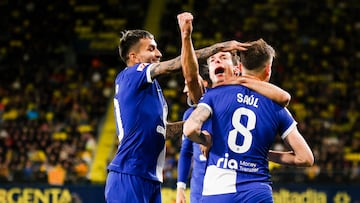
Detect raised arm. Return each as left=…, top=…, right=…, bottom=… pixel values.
left=195, top=41, right=250, bottom=62
left=177, top=12, right=204, bottom=104
left=149, top=56, right=182, bottom=79
left=177, top=11, right=250, bottom=104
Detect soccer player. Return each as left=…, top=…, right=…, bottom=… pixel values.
left=176, top=13, right=293, bottom=203
left=183, top=38, right=314, bottom=203
left=104, top=28, right=250, bottom=203
left=176, top=67, right=211, bottom=203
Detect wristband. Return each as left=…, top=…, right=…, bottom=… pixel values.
left=177, top=182, right=186, bottom=189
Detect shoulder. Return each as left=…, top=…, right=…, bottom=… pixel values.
left=124, top=63, right=151, bottom=73
left=118, top=63, right=153, bottom=83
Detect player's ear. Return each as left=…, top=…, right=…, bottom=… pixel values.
left=233, top=65, right=240, bottom=76
left=264, top=63, right=272, bottom=81
left=128, top=52, right=137, bottom=63
left=237, top=63, right=243, bottom=76
left=264, top=63, right=269, bottom=73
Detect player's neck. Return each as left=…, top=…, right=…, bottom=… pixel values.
left=241, top=74, right=261, bottom=81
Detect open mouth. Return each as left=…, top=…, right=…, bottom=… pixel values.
left=215, top=67, right=225, bottom=75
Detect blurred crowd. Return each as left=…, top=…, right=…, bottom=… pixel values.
left=1, top=0, right=360, bottom=187
left=1, top=0, right=118, bottom=184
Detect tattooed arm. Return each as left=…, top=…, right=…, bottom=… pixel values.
left=149, top=56, right=182, bottom=79
left=195, top=41, right=250, bottom=63
left=166, top=121, right=184, bottom=138
left=149, top=40, right=249, bottom=80
left=183, top=105, right=212, bottom=147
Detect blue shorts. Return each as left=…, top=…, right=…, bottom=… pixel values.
left=201, top=182, right=273, bottom=203
left=105, top=171, right=162, bottom=203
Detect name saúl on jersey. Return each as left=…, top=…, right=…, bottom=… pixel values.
left=237, top=93, right=259, bottom=108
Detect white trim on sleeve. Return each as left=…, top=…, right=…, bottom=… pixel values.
left=146, top=64, right=153, bottom=83
left=281, top=121, right=297, bottom=140
left=198, top=103, right=213, bottom=115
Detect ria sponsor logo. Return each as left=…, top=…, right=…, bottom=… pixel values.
left=216, top=153, right=259, bottom=172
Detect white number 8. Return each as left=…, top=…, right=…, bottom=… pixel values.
left=228, top=107, right=256, bottom=153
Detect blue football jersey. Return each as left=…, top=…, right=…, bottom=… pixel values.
left=198, top=85, right=297, bottom=196
left=108, top=63, right=168, bottom=183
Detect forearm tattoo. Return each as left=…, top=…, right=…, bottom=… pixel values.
left=150, top=56, right=182, bottom=78
left=164, top=56, right=181, bottom=72
left=195, top=44, right=223, bottom=61
left=189, top=106, right=210, bottom=126
left=166, top=121, right=184, bottom=138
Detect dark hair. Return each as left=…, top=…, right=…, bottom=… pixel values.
left=199, top=63, right=212, bottom=87
left=239, top=38, right=275, bottom=71
left=118, top=30, right=154, bottom=63
left=206, top=50, right=240, bottom=67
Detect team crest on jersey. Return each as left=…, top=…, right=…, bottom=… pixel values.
left=137, top=63, right=149, bottom=71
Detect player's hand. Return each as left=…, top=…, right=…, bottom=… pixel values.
left=177, top=12, right=193, bottom=38
left=217, top=40, right=251, bottom=52
left=200, top=144, right=210, bottom=159
left=176, top=188, right=187, bottom=203
left=199, top=130, right=212, bottom=158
